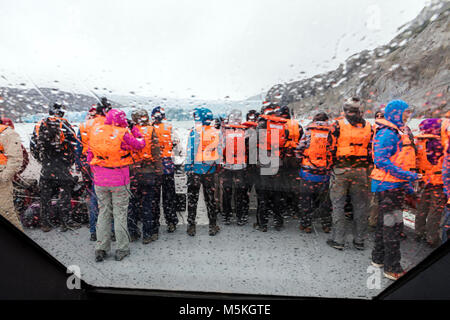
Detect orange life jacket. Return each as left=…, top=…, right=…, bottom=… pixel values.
left=242, top=121, right=258, bottom=128
left=223, top=124, right=246, bottom=165
left=133, top=125, right=155, bottom=163
left=371, top=119, right=416, bottom=183
left=302, top=123, right=331, bottom=169
left=258, top=115, right=287, bottom=155
left=195, top=125, right=220, bottom=163
left=284, top=118, right=300, bottom=149
left=442, top=118, right=449, bottom=156
left=80, top=115, right=105, bottom=155
left=0, top=125, right=9, bottom=165
left=153, top=122, right=173, bottom=158
left=415, top=134, right=444, bottom=185
left=89, top=124, right=133, bottom=168
left=335, top=119, right=372, bottom=158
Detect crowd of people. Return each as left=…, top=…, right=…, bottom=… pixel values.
left=0, top=96, right=449, bottom=281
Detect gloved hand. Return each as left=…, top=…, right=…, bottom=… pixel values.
left=215, top=164, right=224, bottom=173
left=404, top=193, right=418, bottom=210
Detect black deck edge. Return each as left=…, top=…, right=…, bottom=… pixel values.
left=0, top=214, right=89, bottom=299
left=2, top=208, right=449, bottom=300
left=84, top=286, right=353, bottom=300
left=375, top=238, right=450, bottom=300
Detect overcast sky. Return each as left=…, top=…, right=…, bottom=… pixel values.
left=0, top=0, right=429, bottom=100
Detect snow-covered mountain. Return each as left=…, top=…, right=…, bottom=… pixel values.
left=265, top=0, right=450, bottom=118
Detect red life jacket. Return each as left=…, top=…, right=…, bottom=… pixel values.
left=222, top=124, right=246, bottom=165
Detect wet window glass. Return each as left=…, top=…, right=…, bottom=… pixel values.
left=0, top=0, right=448, bottom=299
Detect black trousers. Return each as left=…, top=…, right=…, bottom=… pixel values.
left=187, top=173, right=218, bottom=226
left=39, top=178, right=72, bottom=227
left=372, top=189, right=406, bottom=273
left=128, top=172, right=158, bottom=238
left=255, top=174, right=283, bottom=228
left=243, top=166, right=258, bottom=218
left=297, top=179, right=332, bottom=228
left=153, top=173, right=178, bottom=233
left=280, top=168, right=300, bottom=217
left=221, top=169, right=248, bottom=220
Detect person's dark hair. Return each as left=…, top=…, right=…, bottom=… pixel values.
left=313, top=112, right=329, bottom=122
left=375, top=111, right=384, bottom=119
left=278, top=105, right=291, bottom=118
left=96, top=97, right=111, bottom=115
left=343, top=96, right=362, bottom=111
left=246, top=109, right=259, bottom=121
left=49, top=103, right=65, bottom=117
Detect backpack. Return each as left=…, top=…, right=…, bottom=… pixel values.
left=36, top=117, right=75, bottom=165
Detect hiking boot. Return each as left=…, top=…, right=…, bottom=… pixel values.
left=67, top=221, right=82, bottom=229
left=130, top=232, right=141, bottom=242
left=274, top=224, right=284, bottom=231
left=371, top=261, right=384, bottom=268
left=59, top=224, right=68, bottom=233
left=384, top=270, right=406, bottom=281
left=253, top=223, right=267, bottom=232
left=90, top=233, right=97, bottom=242
left=236, top=219, right=246, bottom=226
left=209, top=224, right=220, bottom=236
left=322, top=226, right=331, bottom=233
left=426, top=241, right=440, bottom=249
left=95, top=250, right=107, bottom=262
left=415, top=234, right=425, bottom=242
left=187, top=224, right=196, bottom=236
left=223, top=217, right=231, bottom=225
left=111, top=233, right=116, bottom=242
left=151, top=233, right=158, bottom=241
left=299, top=225, right=312, bottom=233
left=353, top=240, right=365, bottom=250
left=142, top=237, right=153, bottom=245
left=167, top=223, right=176, bottom=233
left=41, top=225, right=52, bottom=233
left=114, top=249, right=130, bottom=261
left=326, top=239, right=344, bottom=250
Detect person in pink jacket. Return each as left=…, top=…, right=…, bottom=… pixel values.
left=87, top=109, right=145, bottom=262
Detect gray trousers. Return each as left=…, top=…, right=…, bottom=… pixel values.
left=0, top=180, right=24, bottom=231
left=95, top=184, right=130, bottom=252
left=330, top=167, right=369, bottom=244
left=415, top=184, right=446, bottom=246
